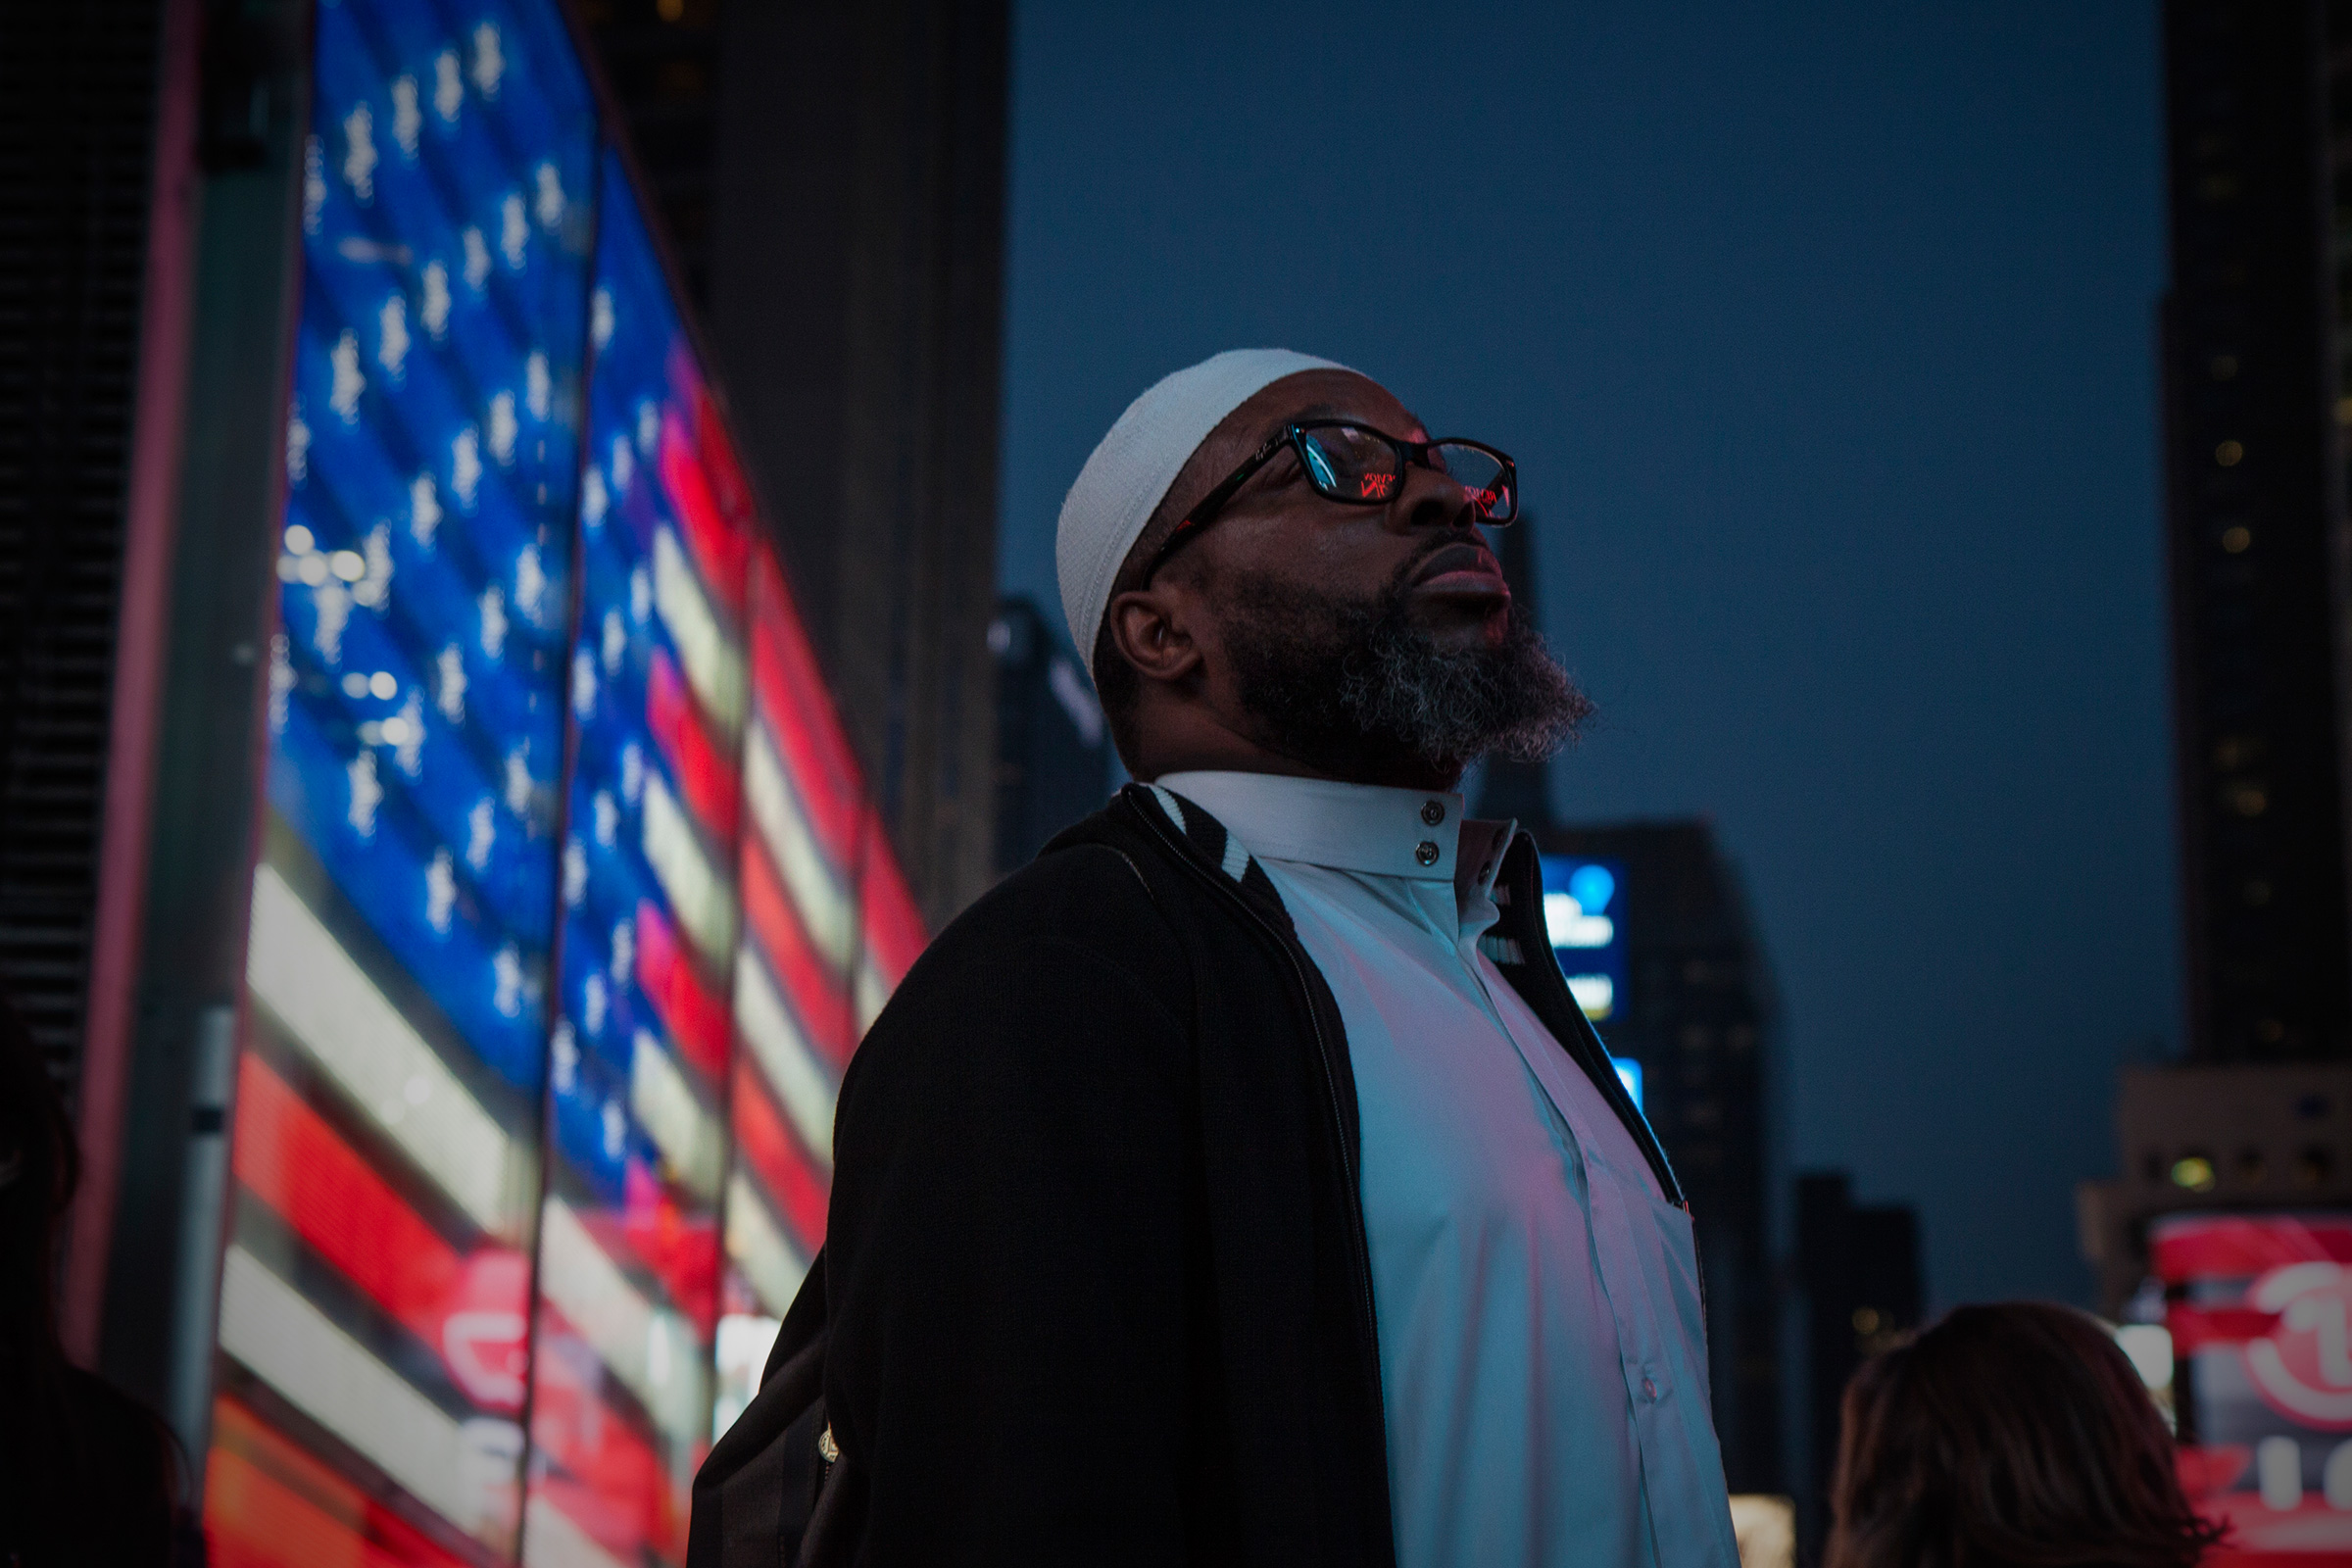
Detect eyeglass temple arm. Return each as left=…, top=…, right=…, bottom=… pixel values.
left=1157, top=428, right=1294, bottom=553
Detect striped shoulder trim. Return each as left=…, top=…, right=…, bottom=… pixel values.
left=1137, top=785, right=1287, bottom=911
left=1477, top=935, right=1526, bottom=966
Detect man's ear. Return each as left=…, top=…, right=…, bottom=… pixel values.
left=1104, top=585, right=1203, bottom=686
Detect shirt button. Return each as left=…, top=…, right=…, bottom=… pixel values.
left=1420, top=800, right=1445, bottom=825
left=1415, top=841, right=1440, bottom=866
left=1641, top=1377, right=1658, bottom=1400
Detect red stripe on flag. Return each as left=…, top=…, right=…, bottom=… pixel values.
left=528, top=1300, right=682, bottom=1562
left=731, top=1058, right=829, bottom=1251
left=859, top=810, right=927, bottom=989
left=746, top=545, right=863, bottom=860
left=646, top=644, right=741, bottom=845
left=739, top=831, right=854, bottom=1066
left=634, top=898, right=732, bottom=1082
left=207, top=1397, right=473, bottom=1568
left=658, top=404, right=749, bottom=622
left=231, top=1052, right=466, bottom=1348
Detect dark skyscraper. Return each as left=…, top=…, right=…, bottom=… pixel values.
left=0, top=0, right=171, bottom=1105
left=990, top=595, right=1110, bottom=876
left=585, top=0, right=1010, bottom=928
left=1793, top=1172, right=1925, bottom=1545
left=1480, top=524, right=1788, bottom=1497
left=2160, top=1, right=2352, bottom=1061
left=2077, top=26, right=2352, bottom=1545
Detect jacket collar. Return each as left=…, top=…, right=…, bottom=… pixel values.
left=1121, top=782, right=1296, bottom=929
left=1105, top=781, right=1685, bottom=1207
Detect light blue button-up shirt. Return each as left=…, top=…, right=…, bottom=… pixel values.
left=1157, top=772, right=1740, bottom=1568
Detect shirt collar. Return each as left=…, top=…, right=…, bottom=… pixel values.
left=1154, top=770, right=1514, bottom=902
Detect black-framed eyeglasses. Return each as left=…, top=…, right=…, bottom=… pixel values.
left=1141, top=420, right=1519, bottom=584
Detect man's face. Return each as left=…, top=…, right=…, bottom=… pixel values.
left=1147, top=368, right=1589, bottom=781
left=1164, top=368, right=1515, bottom=655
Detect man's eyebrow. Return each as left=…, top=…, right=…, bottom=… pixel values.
left=1271, top=401, right=1427, bottom=438
left=1259, top=401, right=1359, bottom=442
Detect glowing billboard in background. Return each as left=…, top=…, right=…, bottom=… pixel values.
left=1540, top=855, right=1626, bottom=1021
left=1538, top=856, right=1641, bottom=1108
left=209, top=3, right=923, bottom=1563
left=524, top=149, right=747, bottom=1563
left=2154, top=1212, right=2352, bottom=1559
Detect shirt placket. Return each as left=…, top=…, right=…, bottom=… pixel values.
left=1434, top=904, right=1656, bottom=1379
left=1444, top=904, right=1730, bottom=1566
left=1538, top=1029, right=1740, bottom=1565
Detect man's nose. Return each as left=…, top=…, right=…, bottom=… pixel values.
left=1394, top=458, right=1481, bottom=534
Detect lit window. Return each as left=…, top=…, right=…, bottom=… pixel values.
left=1567, top=974, right=1614, bottom=1019
left=1544, top=891, right=1614, bottom=949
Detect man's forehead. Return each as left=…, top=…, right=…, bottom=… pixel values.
left=1260, top=384, right=1427, bottom=440
left=1175, top=368, right=1422, bottom=500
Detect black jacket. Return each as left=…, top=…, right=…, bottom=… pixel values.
left=740, top=784, right=1678, bottom=1566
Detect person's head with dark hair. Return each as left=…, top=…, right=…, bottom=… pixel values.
left=1828, top=1301, right=2224, bottom=1568
left=0, top=993, right=179, bottom=1565
left=1062, top=350, right=1589, bottom=789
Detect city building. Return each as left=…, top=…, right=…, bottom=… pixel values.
left=2160, top=0, right=2352, bottom=1064
left=1480, top=523, right=1789, bottom=1501
left=585, top=0, right=1010, bottom=932
left=1791, top=1172, right=1925, bottom=1547
left=2081, top=1062, right=2352, bottom=1314
left=15, top=1, right=949, bottom=1560
left=0, top=0, right=172, bottom=1110
left=2079, top=1062, right=2352, bottom=1548
left=990, top=595, right=1109, bottom=877
left=2068, top=9, right=2352, bottom=1552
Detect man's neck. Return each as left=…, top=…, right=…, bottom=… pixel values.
left=1137, top=711, right=1461, bottom=795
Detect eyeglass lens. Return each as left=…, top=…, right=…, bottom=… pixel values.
left=1296, top=426, right=1515, bottom=521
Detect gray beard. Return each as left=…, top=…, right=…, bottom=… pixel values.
left=1216, top=561, right=1592, bottom=780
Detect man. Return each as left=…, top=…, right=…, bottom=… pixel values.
left=703, top=350, right=1739, bottom=1567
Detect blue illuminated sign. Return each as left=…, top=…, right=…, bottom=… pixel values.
left=1611, top=1055, right=1643, bottom=1110
left=1540, top=854, right=1628, bottom=1024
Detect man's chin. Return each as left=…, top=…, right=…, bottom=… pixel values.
left=1218, top=571, right=1589, bottom=775
left=1400, top=596, right=1512, bottom=644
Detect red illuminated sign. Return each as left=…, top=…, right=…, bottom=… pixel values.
left=2154, top=1212, right=2352, bottom=1560
left=2243, top=1263, right=2352, bottom=1431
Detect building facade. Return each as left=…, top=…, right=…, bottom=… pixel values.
left=0, top=0, right=172, bottom=1111
left=989, top=594, right=1109, bottom=877
left=2067, top=11, right=2352, bottom=1551
left=1791, top=1172, right=1925, bottom=1547
left=2161, top=0, right=2352, bottom=1063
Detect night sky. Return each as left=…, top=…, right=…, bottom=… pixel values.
left=994, top=1, right=2169, bottom=1308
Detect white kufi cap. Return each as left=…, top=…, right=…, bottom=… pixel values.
left=1056, top=348, right=1348, bottom=674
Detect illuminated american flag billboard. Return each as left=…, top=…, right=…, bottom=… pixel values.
left=206, top=4, right=921, bottom=1564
